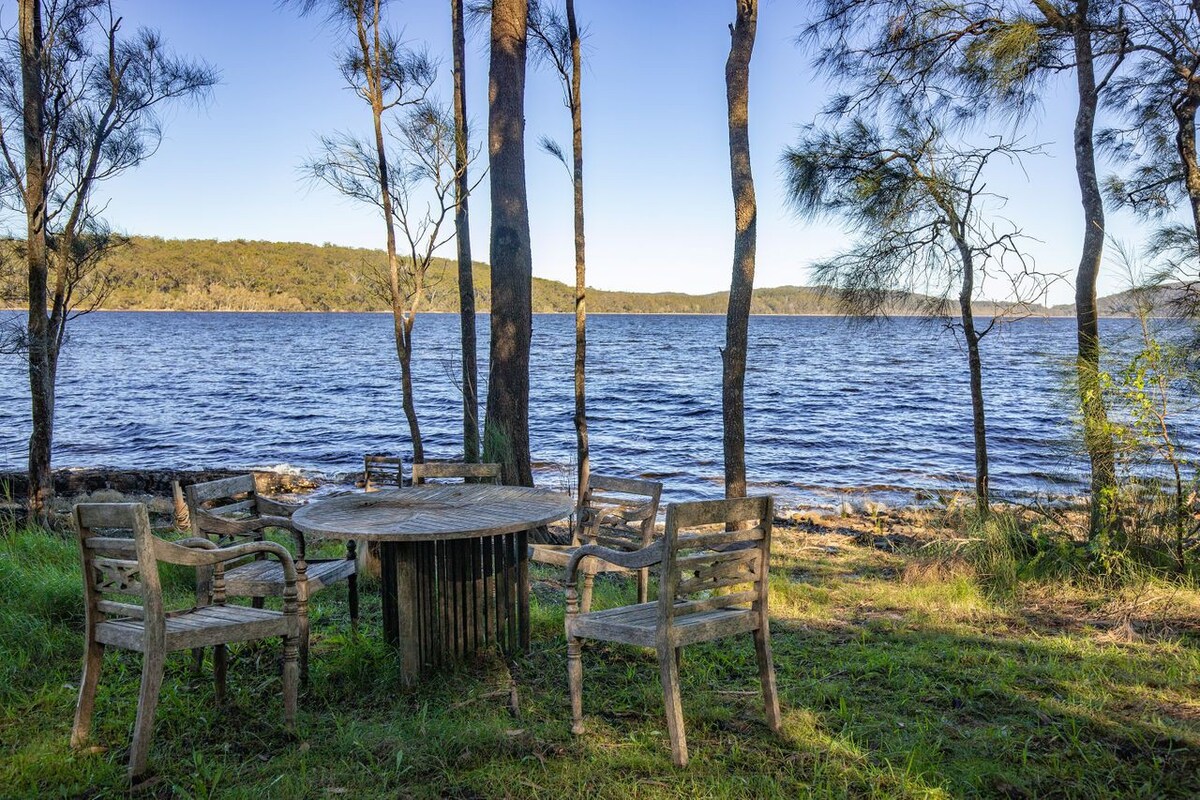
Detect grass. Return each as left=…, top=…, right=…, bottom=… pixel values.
left=1, top=523, right=1198, bottom=799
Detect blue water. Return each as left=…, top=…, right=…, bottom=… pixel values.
left=0, top=312, right=1153, bottom=509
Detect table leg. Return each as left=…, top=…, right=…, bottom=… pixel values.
left=518, top=529, right=530, bottom=651
left=380, top=541, right=421, bottom=682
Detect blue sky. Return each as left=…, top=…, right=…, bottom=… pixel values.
left=101, top=0, right=1153, bottom=304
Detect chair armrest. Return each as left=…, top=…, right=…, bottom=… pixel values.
left=155, top=537, right=298, bottom=583
left=258, top=497, right=302, bottom=517
left=565, top=541, right=663, bottom=584
left=191, top=509, right=307, bottom=559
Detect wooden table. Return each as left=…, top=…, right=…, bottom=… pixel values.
left=291, top=484, right=574, bottom=681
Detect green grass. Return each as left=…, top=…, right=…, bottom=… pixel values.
left=1, top=525, right=1198, bottom=798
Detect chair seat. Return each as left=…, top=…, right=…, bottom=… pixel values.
left=567, top=601, right=760, bottom=648
left=224, top=557, right=356, bottom=596
left=95, top=605, right=296, bottom=653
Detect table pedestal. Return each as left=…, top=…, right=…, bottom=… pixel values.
left=378, top=530, right=530, bottom=681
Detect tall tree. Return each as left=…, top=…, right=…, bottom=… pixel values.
left=2, top=0, right=216, bottom=515
left=804, top=0, right=1128, bottom=538
left=452, top=0, right=481, bottom=463
left=723, top=0, right=757, bottom=501
left=1103, top=1, right=1200, bottom=274
left=294, top=0, right=437, bottom=463
left=483, top=0, right=534, bottom=486
left=785, top=117, right=1043, bottom=516
left=529, top=0, right=589, bottom=502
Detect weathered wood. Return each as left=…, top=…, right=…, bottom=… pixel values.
left=185, top=474, right=358, bottom=681
left=71, top=502, right=300, bottom=780
left=412, top=461, right=501, bottom=484
left=291, top=484, right=570, bottom=678
left=564, top=495, right=779, bottom=766
left=363, top=454, right=403, bottom=492
left=530, top=474, right=662, bottom=612
left=394, top=543, right=420, bottom=680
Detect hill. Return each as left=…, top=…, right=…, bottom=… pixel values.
left=0, top=235, right=1085, bottom=315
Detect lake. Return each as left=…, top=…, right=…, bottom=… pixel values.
left=0, top=312, right=1150, bottom=510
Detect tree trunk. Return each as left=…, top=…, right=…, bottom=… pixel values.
left=1172, top=85, right=1200, bottom=257
left=566, top=0, right=588, bottom=503
left=722, top=0, right=757, bottom=502
left=358, top=9, right=420, bottom=466
left=483, top=0, right=533, bottom=486
left=19, top=0, right=54, bottom=517
left=1071, top=15, right=1118, bottom=540
left=955, top=238, right=989, bottom=517
left=452, top=0, right=480, bottom=463
left=398, top=318, right=424, bottom=464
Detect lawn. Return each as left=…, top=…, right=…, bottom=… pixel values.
left=1, top=522, right=1198, bottom=798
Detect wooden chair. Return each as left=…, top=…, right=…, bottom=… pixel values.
left=71, top=502, right=300, bottom=781
left=185, top=474, right=358, bottom=681
left=363, top=454, right=404, bottom=491
left=564, top=496, right=781, bottom=766
left=530, top=474, right=663, bottom=612
left=411, top=460, right=502, bottom=485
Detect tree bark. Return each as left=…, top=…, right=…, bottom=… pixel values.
left=954, top=236, right=989, bottom=517
left=1172, top=85, right=1200, bottom=257
left=483, top=0, right=533, bottom=486
left=398, top=318, right=424, bottom=464
left=1070, top=8, right=1118, bottom=540
left=722, top=0, right=757, bottom=502
left=19, top=0, right=54, bottom=517
left=452, top=0, right=480, bottom=463
left=566, top=0, right=589, bottom=503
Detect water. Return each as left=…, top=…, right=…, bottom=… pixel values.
left=0, top=312, right=1153, bottom=509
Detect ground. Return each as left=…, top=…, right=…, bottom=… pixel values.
left=1, top=516, right=1198, bottom=799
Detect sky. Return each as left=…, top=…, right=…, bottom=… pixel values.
left=74, top=0, right=1164, bottom=305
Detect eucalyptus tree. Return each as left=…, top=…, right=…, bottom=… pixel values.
left=293, top=0, right=440, bottom=463
left=529, top=0, right=589, bottom=501
left=451, top=0, right=480, bottom=463
left=306, top=101, right=480, bottom=462
left=804, top=0, right=1129, bottom=538
left=723, top=0, right=758, bottom=502
left=483, top=0, right=534, bottom=486
left=784, top=117, right=1042, bottom=515
left=1, top=0, right=216, bottom=515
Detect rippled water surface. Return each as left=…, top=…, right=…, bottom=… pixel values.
left=0, top=312, right=1153, bottom=508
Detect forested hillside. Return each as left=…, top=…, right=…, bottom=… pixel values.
left=2, top=236, right=1071, bottom=314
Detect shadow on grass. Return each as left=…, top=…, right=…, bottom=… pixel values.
left=1, top=530, right=1197, bottom=798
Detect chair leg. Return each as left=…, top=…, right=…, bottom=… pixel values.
left=567, top=636, right=584, bottom=735
left=128, top=650, right=166, bottom=782
left=298, top=588, right=310, bottom=687
left=70, top=640, right=104, bottom=748
left=580, top=570, right=596, bottom=615
left=193, top=566, right=212, bottom=677
left=214, top=644, right=228, bottom=704
left=282, top=633, right=299, bottom=730
left=638, top=566, right=650, bottom=605
left=348, top=573, right=360, bottom=632
left=675, top=646, right=682, bottom=674
left=658, top=641, right=688, bottom=767
left=753, top=626, right=782, bottom=733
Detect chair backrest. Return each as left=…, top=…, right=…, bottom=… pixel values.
left=363, top=454, right=403, bottom=491
left=75, top=503, right=164, bottom=627
left=411, top=461, right=502, bottom=485
left=657, top=496, right=773, bottom=629
left=184, top=474, right=262, bottom=542
left=579, top=474, right=663, bottom=547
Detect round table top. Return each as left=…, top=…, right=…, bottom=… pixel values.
left=291, top=484, right=576, bottom=542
